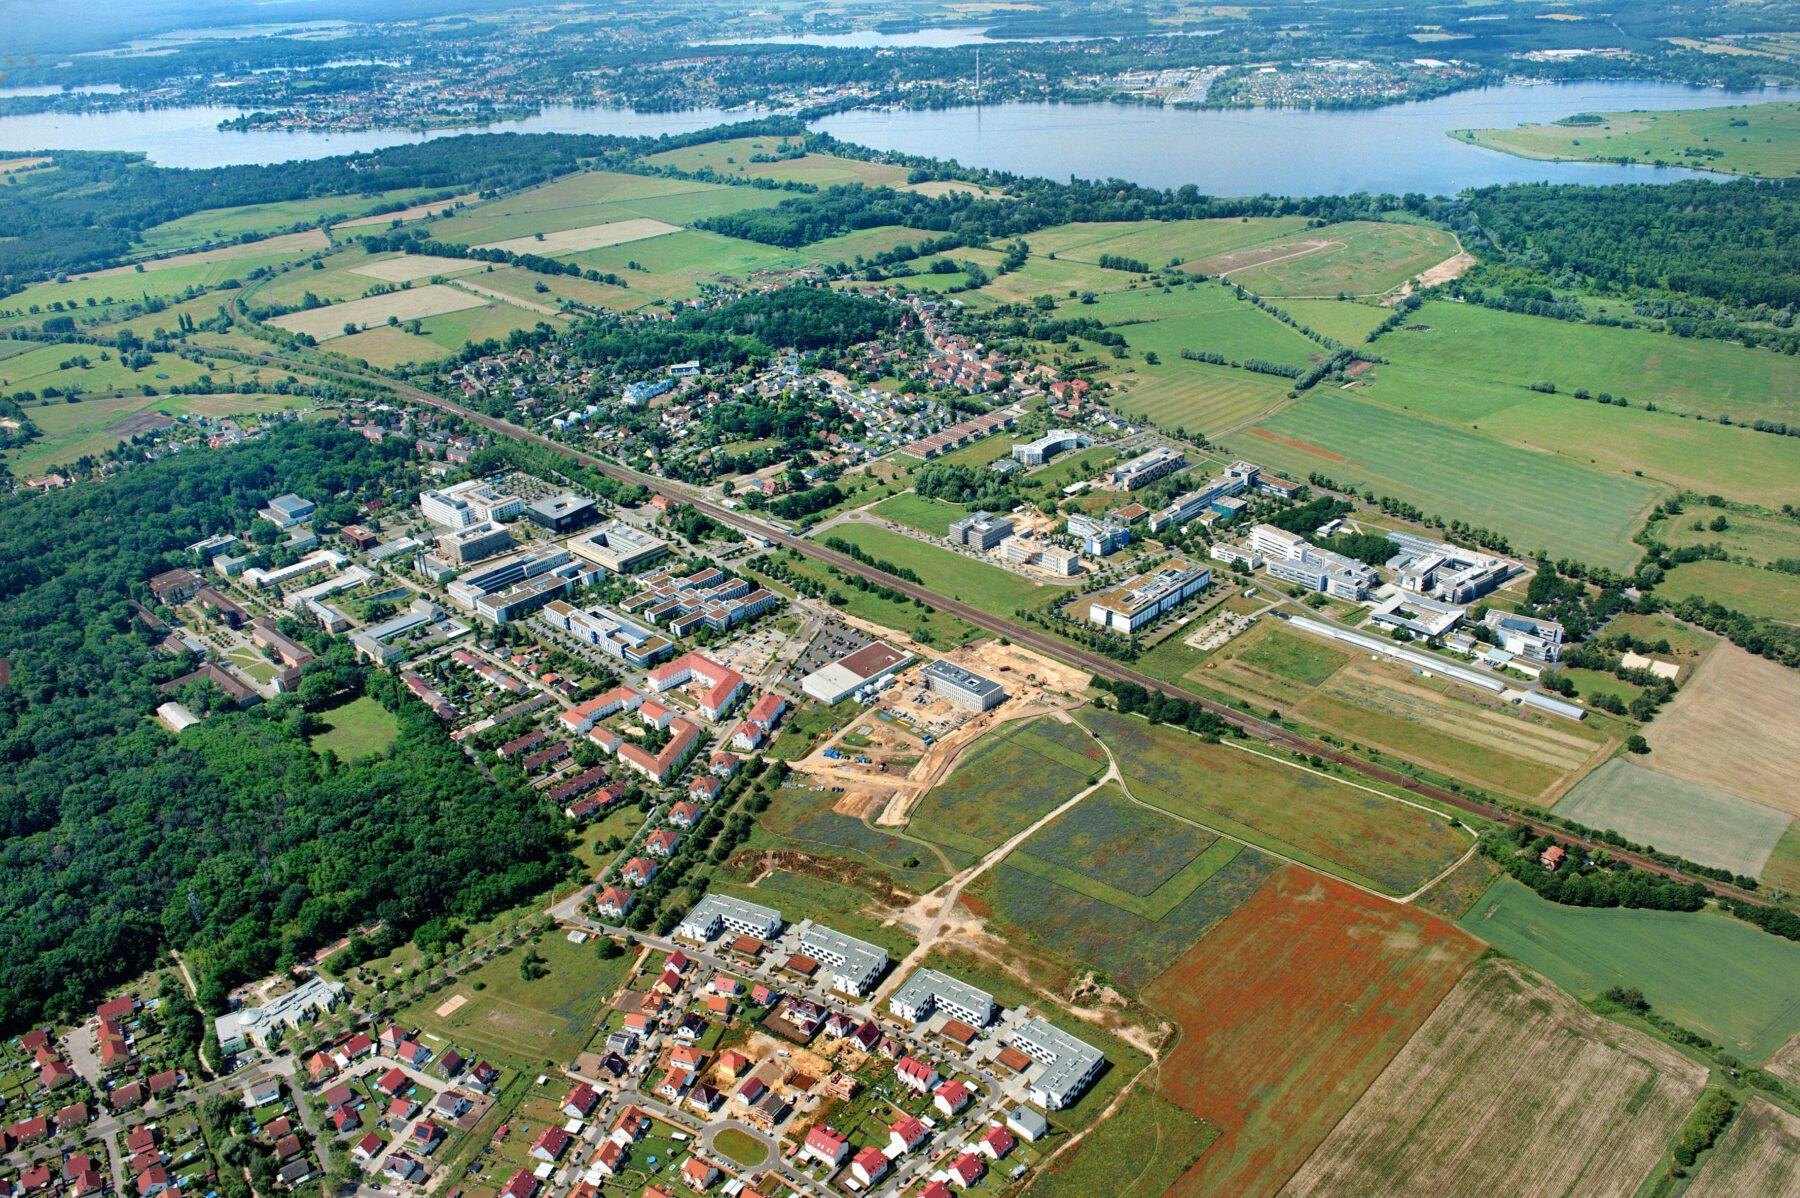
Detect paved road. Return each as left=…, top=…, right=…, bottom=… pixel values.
left=213, top=328, right=1767, bottom=907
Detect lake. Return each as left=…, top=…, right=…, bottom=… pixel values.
left=0, top=81, right=1791, bottom=191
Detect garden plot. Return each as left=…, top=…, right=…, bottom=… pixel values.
left=477, top=218, right=681, bottom=257
left=268, top=284, right=488, bottom=341
left=1280, top=957, right=1708, bottom=1198
left=349, top=255, right=485, bottom=283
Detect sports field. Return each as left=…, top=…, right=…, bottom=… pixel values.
left=1461, top=877, right=1800, bottom=1061
left=1029, top=1090, right=1217, bottom=1198
left=818, top=521, right=1060, bottom=613
left=1231, top=389, right=1660, bottom=569
left=1191, top=221, right=1460, bottom=297
left=1453, top=101, right=1800, bottom=179
left=1380, top=300, right=1800, bottom=426
left=1079, top=708, right=1470, bottom=895
left=1686, top=1098, right=1800, bottom=1197
left=906, top=717, right=1106, bottom=857
left=1555, top=757, right=1791, bottom=877
left=1645, top=642, right=1800, bottom=819
left=1146, top=865, right=1482, bottom=1198
left=1282, top=957, right=1708, bottom=1198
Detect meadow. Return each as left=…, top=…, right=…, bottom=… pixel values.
left=1230, top=387, right=1661, bottom=569
left=1453, top=101, right=1800, bottom=179
left=1191, top=220, right=1461, bottom=297
left=1276, top=297, right=1392, bottom=345
left=424, top=170, right=771, bottom=245
left=139, top=187, right=449, bottom=252
left=1656, top=559, right=1800, bottom=624
left=1461, top=878, right=1800, bottom=1062
left=748, top=552, right=979, bottom=646
left=1081, top=283, right=1323, bottom=367
left=1028, top=1090, right=1217, bottom=1198
left=818, top=521, right=1062, bottom=613
left=869, top=492, right=970, bottom=535
left=1379, top=300, right=1800, bottom=426
left=306, top=694, right=401, bottom=761
left=1024, top=217, right=1314, bottom=266
left=1079, top=708, right=1470, bottom=896
left=1146, top=866, right=1482, bottom=1198
left=267, top=283, right=489, bottom=340
left=1555, top=757, right=1792, bottom=879
left=3, top=391, right=314, bottom=476
left=905, top=717, right=1106, bottom=857
left=644, top=138, right=912, bottom=188
left=1282, top=957, right=1709, bottom=1198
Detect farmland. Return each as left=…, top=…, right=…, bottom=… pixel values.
left=1024, top=217, right=1316, bottom=266
left=1280, top=958, right=1709, bottom=1198
left=1644, top=641, right=1800, bottom=819
left=1144, top=865, right=1482, bottom=1198
left=1685, top=1098, right=1800, bottom=1197
left=1079, top=284, right=1323, bottom=367
left=1656, top=559, right=1800, bottom=624
left=424, top=170, right=775, bottom=245
left=1452, top=101, right=1800, bottom=179
left=138, top=187, right=450, bottom=252
left=475, top=217, right=682, bottom=257
left=1555, top=758, right=1792, bottom=879
left=643, top=137, right=911, bottom=188
left=1106, top=364, right=1291, bottom=437
left=906, top=717, right=1106, bottom=857
left=1018, top=783, right=1219, bottom=898
left=1276, top=298, right=1393, bottom=344
left=267, top=283, right=489, bottom=340
left=1078, top=707, right=1470, bottom=896
left=1378, top=300, right=1800, bottom=426
left=1229, top=387, right=1661, bottom=569
left=1028, top=1090, right=1216, bottom=1198
left=1, top=391, right=313, bottom=477
left=1190, top=220, right=1461, bottom=297
left=749, top=778, right=956, bottom=891
left=1461, top=878, right=1800, bottom=1062
left=816, top=521, right=1062, bottom=614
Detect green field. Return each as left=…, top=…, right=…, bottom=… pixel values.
left=1018, top=783, right=1221, bottom=898
left=4, top=390, right=313, bottom=476
left=1656, top=559, right=1800, bottom=623
left=750, top=552, right=979, bottom=646
left=399, top=930, right=637, bottom=1067
left=426, top=170, right=755, bottom=244
left=1276, top=298, right=1393, bottom=345
left=1380, top=301, right=1800, bottom=426
left=1029, top=1089, right=1218, bottom=1198
left=1194, top=220, right=1461, bottom=297
left=140, top=188, right=445, bottom=252
left=1453, top=102, right=1800, bottom=179
left=1233, top=626, right=1353, bottom=687
left=1462, top=877, right=1800, bottom=1062
left=307, top=694, right=401, bottom=761
left=645, top=138, right=911, bottom=188
left=869, top=492, right=972, bottom=535
left=1109, top=362, right=1292, bottom=437
left=568, top=229, right=803, bottom=302
left=1078, top=284, right=1323, bottom=366
left=819, top=521, right=1062, bottom=613
left=1230, top=387, right=1662, bottom=569
left=1025, top=217, right=1315, bottom=266
left=331, top=298, right=557, bottom=367
left=907, top=718, right=1107, bottom=857
left=1555, top=758, right=1792, bottom=878
left=1, top=245, right=318, bottom=325
left=1078, top=707, right=1470, bottom=895
left=752, top=780, right=957, bottom=890
left=710, top=1128, right=766, bottom=1169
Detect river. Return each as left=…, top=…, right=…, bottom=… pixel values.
left=0, top=81, right=1791, bottom=192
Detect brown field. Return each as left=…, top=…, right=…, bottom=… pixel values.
left=349, top=254, right=485, bottom=283
left=72, top=230, right=329, bottom=279
left=477, top=218, right=681, bottom=256
left=333, top=192, right=479, bottom=228
left=1247, top=426, right=1345, bottom=461
left=1143, top=866, right=1482, bottom=1198
left=267, top=283, right=488, bottom=340
left=1645, top=641, right=1800, bottom=816
left=0, top=156, right=52, bottom=174
left=1764, top=1030, right=1800, bottom=1087
left=1686, top=1097, right=1800, bottom=1198
left=1281, top=957, right=1708, bottom=1198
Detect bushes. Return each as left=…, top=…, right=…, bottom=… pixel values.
left=1673, top=1090, right=1738, bottom=1167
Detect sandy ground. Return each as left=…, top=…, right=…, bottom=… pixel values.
left=1390, top=250, right=1476, bottom=302
left=73, top=230, right=329, bottom=279
left=477, top=218, right=681, bottom=257
left=269, top=283, right=489, bottom=340
left=434, top=993, right=469, bottom=1019
left=350, top=254, right=485, bottom=283
left=1645, top=640, right=1800, bottom=817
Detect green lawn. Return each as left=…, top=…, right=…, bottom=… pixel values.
left=869, top=492, right=971, bottom=536
left=1452, top=101, right=1800, bottom=179
left=818, top=521, right=1062, bottom=613
left=307, top=694, right=400, bottom=760
left=1463, top=877, right=1800, bottom=1062
left=1276, top=298, right=1393, bottom=345
left=710, top=1127, right=766, bottom=1169
left=1195, top=220, right=1461, bottom=297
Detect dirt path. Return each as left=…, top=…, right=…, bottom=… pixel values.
left=1215, top=238, right=1342, bottom=279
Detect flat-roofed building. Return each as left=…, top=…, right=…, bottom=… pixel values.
left=1248, top=523, right=1306, bottom=563
left=888, top=968, right=996, bottom=1028
left=263, top=493, right=316, bottom=528
left=436, top=522, right=516, bottom=566
left=1369, top=592, right=1464, bottom=638
left=1011, top=1018, right=1104, bottom=1110
left=1266, top=544, right=1376, bottom=601
left=352, top=601, right=444, bottom=664
left=922, top=660, right=1006, bottom=711
left=447, top=545, right=573, bottom=612
left=568, top=521, right=670, bottom=575
left=948, top=511, right=1014, bottom=551
left=801, top=641, right=913, bottom=705
left=1208, top=543, right=1264, bottom=571
left=1109, top=446, right=1187, bottom=491
left=525, top=493, right=598, bottom=533
left=540, top=602, right=673, bottom=667
left=800, top=925, right=888, bottom=997
left=1088, top=560, right=1211, bottom=634
left=1067, top=513, right=1128, bottom=557
left=622, top=566, right=778, bottom=636
left=420, top=479, right=524, bottom=528
left=676, top=895, right=783, bottom=944
left=148, top=567, right=203, bottom=604
left=1011, top=429, right=1090, bottom=467
left=1484, top=609, right=1566, bottom=663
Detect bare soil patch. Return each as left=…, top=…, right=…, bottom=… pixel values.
left=349, top=254, right=484, bottom=283
left=73, top=230, right=328, bottom=279
left=1248, top=426, right=1346, bottom=461
left=433, top=993, right=469, bottom=1019
left=268, top=283, right=487, bottom=341
left=1280, top=957, right=1707, bottom=1198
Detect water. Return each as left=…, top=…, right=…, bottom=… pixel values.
left=0, top=81, right=1790, bottom=190
left=814, top=81, right=1800, bottom=193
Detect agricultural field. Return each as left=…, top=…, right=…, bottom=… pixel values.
left=905, top=717, right=1106, bottom=857
left=1461, top=878, right=1800, bottom=1062
left=1106, top=361, right=1292, bottom=437
left=1275, top=297, right=1392, bottom=345
left=1145, top=865, right=1482, bottom=1198
left=397, top=930, right=636, bottom=1068
left=446, top=263, right=647, bottom=312
left=476, top=217, right=682, bottom=257
left=425, top=170, right=758, bottom=245
left=1644, top=641, right=1800, bottom=819
left=644, top=137, right=911, bottom=188
left=1078, top=707, right=1470, bottom=896
left=1024, top=217, right=1315, bottom=266
left=138, top=187, right=450, bottom=252
left=1019, top=783, right=1219, bottom=897
left=1413, top=852, right=1503, bottom=921
left=0, top=251, right=312, bottom=328
left=817, top=521, right=1062, bottom=613
left=567, top=229, right=804, bottom=303
left=1555, top=758, right=1792, bottom=878
left=1656, top=559, right=1800, bottom=624
left=1280, top=958, right=1709, bottom=1198
left=1078, top=282, right=1323, bottom=368
left=1029, top=1090, right=1217, bottom=1198
left=267, top=283, right=488, bottom=341
left=1378, top=300, right=1800, bottom=426
left=1685, top=1098, right=1800, bottom=1197
left=1451, top=101, right=1800, bottom=178
left=307, top=694, right=401, bottom=761
left=1229, top=388, right=1661, bottom=569
left=2, top=391, right=313, bottom=476
left=1189, top=220, right=1461, bottom=297
left=312, top=293, right=556, bottom=365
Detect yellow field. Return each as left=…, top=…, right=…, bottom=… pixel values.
left=1685, top=1098, right=1800, bottom=1197
left=1646, top=641, right=1800, bottom=817
left=268, top=283, right=488, bottom=340
left=349, top=254, right=486, bottom=283
left=74, top=230, right=329, bottom=280
left=476, top=217, right=682, bottom=257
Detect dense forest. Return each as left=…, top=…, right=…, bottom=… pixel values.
left=0, top=425, right=568, bottom=1029
left=1468, top=179, right=1800, bottom=309
left=565, top=286, right=900, bottom=371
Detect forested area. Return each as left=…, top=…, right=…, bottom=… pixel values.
left=565, top=286, right=900, bottom=371
left=1468, top=179, right=1800, bottom=309
left=0, top=425, right=568, bottom=1029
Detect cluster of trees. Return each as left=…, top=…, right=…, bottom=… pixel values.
left=767, top=484, right=844, bottom=523
left=1090, top=677, right=1234, bottom=739
left=357, top=228, right=629, bottom=287
left=913, top=462, right=1014, bottom=509
left=0, top=425, right=569, bottom=1030
left=821, top=536, right=923, bottom=585
left=1480, top=827, right=1710, bottom=912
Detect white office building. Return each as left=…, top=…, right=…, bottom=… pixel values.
left=800, top=925, right=889, bottom=997
left=1088, top=560, right=1211, bottom=634
left=676, top=894, right=783, bottom=944
left=420, top=478, right=525, bottom=528
left=1011, top=1017, right=1105, bottom=1110
left=888, top=968, right=997, bottom=1027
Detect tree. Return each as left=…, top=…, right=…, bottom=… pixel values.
left=1626, top=734, right=1651, bottom=754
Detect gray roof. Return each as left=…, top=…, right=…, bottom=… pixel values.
left=890, top=968, right=995, bottom=1020
left=800, top=924, right=888, bottom=978
left=1013, top=1016, right=1104, bottom=1101
left=679, top=893, right=782, bottom=935
left=922, top=659, right=1005, bottom=701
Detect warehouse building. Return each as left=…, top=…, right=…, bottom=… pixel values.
left=1088, top=559, right=1211, bottom=634
left=922, top=660, right=1007, bottom=711
left=801, top=641, right=913, bottom=705
left=889, top=969, right=996, bottom=1028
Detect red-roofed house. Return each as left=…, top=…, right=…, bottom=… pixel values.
left=622, top=857, right=659, bottom=887
left=562, top=1083, right=599, bottom=1119
left=499, top=1170, right=538, bottom=1198
left=410, top=1121, right=444, bottom=1154
left=708, top=752, right=739, bottom=778
left=331, top=1107, right=361, bottom=1133
left=668, top=800, right=701, bottom=828
left=888, top=1115, right=929, bottom=1156
left=934, top=1079, right=972, bottom=1117
left=386, top=1095, right=419, bottom=1122
left=803, top=1126, right=850, bottom=1169
left=947, top=1151, right=986, bottom=1188
left=615, top=718, right=701, bottom=784
left=851, top=1146, right=890, bottom=1186
left=375, top=1067, right=409, bottom=1097
left=921, top=1182, right=953, bottom=1198
left=679, top=1157, right=718, bottom=1191
left=645, top=654, right=744, bottom=721
left=645, top=828, right=680, bottom=858
left=688, top=777, right=722, bottom=803
left=530, top=1126, right=570, bottom=1163
left=977, top=1124, right=1016, bottom=1160
left=895, top=1056, right=939, bottom=1094
left=593, top=1139, right=626, bottom=1177
left=596, top=886, right=636, bottom=920
left=97, top=995, right=136, bottom=1023
left=1541, top=845, right=1567, bottom=871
